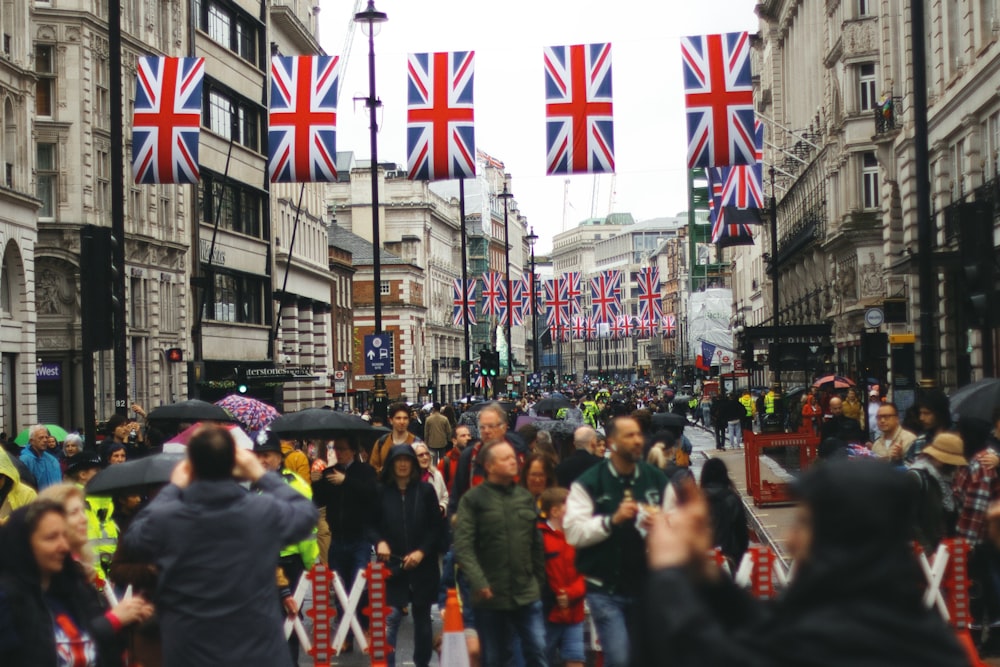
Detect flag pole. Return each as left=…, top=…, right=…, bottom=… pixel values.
left=108, top=0, right=127, bottom=416
left=459, top=179, right=471, bottom=398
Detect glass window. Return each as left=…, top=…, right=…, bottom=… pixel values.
left=862, top=152, right=880, bottom=210
left=208, top=272, right=263, bottom=324
left=96, top=147, right=110, bottom=213
left=380, top=281, right=390, bottom=295
left=858, top=63, right=877, bottom=111
left=206, top=3, right=231, bottom=47
left=36, top=143, right=57, bottom=219
left=95, top=51, right=109, bottom=131
left=858, top=0, right=870, bottom=16
left=35, top=44, right=55, bottom=117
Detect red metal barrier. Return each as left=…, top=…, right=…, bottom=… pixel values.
left=365, top=561, right=390, bottom=667
left=306, top=564, right=335, bottom=666
left=744, top=428, right=819, bottom=506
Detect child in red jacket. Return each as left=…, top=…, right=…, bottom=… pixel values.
left=539, top=487, right=586, bottom=667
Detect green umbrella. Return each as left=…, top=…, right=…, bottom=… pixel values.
left=14, top=424, right=70, bottom=446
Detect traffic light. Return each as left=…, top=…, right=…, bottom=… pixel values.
left=488, top=350, right=500, bottom=377
left=79, top=225, right=115, bottom=350
left=479, top=349, right=490, bottom=376
left=235, top=367, right=248, bottom=394
left=166, top=347, right=184, bottom=362
left=960, top=202, right=995, bottom=328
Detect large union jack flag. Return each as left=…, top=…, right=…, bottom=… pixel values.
left=544, top=279, right=571, bottom=327
left=132, top=56, right=204, bottom=184
left=502, top=280, right=524, bottom=327
left=544, top=43, right=615, bottom=175
left=481, top=271, right=506, bottom=316
left=709, top=167, right=755, bottom=246
left=661, top=314, right=677, bottom=338
left=269, top=55, right=340, bottom=183
left=452, top=278, right=476, bottom=326
left=521, top=273, right=544, bottom=317
left=635, top=267, right=662, bottom=326
left=717, top=118, right=764, bottom=224
left=590, top=270, right=622, bottom=323
left=406, top=51, right=476, bottom=181
left=681, top=32, right=755, bottom=168
left=560, top=272, right=583, bottom=314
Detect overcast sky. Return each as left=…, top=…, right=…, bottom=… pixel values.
left=317, top=0, right=759, bottom=253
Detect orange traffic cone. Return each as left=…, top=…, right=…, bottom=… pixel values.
left=440, top=588, right=471, bottom=667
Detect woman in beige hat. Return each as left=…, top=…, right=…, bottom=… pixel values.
left=908, top=432, right=967, bottom=551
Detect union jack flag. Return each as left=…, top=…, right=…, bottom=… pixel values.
left=584, top=316, right=598, bottom=341
left=452, top=278, right=476, bottom=326
left=571, top=316, right=587, bottom=341
left=502, top=280, right=524, bottom=327
left=521, top=273, right=544, bottom=317
left=610, top=315, right=625, bottom=340
left=544, top=43, right=615, bottom=175
left=551, top=323, right=571, bottom=343
left=544, top=279, right=571, bottom=328
left=131, top=56, right=204, bottom=184
left=717, top=119, right=764, bottom=224
left=560, top=272, right=583, bottom=315
left=681, top=32, right=755, bottom=168
left=406, top=51, right=476, bottom=181
left=269, top=56, right=340, bottom=183
left=617, top=315, right=637, bottom=339
left=475, top=373, right=491, bottom=390
left=481, top=271, right=506, bottom=316
left=590, top=270, right=622, bottom=323
left=709, top=167, right=755, bottom=246
left=661, top=314, right=677, bottom=338
left=635, top=267, right=662, bottom=326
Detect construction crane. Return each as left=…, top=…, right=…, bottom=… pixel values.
left=606, top=173, right=616, bottom=216
left=337, top=0, right=365, bottom=104
left=562, top=178, right=571, bottom=231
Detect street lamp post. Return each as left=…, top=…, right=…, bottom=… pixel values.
left=527, top=227, right=539, bottom=375
left=498, top=182, right=514, bottom=380
left=356, top=0, right=388, bottom=420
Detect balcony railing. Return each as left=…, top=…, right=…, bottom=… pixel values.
left=874, top=96, right=903, bottom=135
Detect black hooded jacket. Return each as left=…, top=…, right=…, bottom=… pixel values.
left=367, top=445, right=444, bottom=608
left=636, top=459, right=968, bottom=667
left=0, top=505, right=121, bottom=667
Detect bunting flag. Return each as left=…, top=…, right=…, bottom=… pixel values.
left=681, top=32, right=755, bottom=168
left=661, top=314, right=677, bottom=338
left=452, top=278, right=476, bottom=326
left=503, top=280, right=524, bottom=327
left=481, top=271, right=506, bottom=316
left=132, top=56, right=205, bottom=184
left=584, top=316, right=598, bottom=341
left=521, top=273, right=544, bottom=317
left=571, top=315, right=588, bottom=341
left=635, top=267, right=662, bottom=326
left=590, top=270, right=622, bottom=323
left=406, top=51, right=476, bottom=181
left=610, top=314, right=625, bottom=339
left=268, top=55, right=340, bottom=183
left=544, top=43, right=615, bottom=174
left=544, top=279, right=571, bottom=327
left=637, top=318, right=657, bottom=339
left=560, top=271, right=583, bottom=314
left=709, top=167, right=754, bottom=247
left=620, top=315, right=637, bottom=338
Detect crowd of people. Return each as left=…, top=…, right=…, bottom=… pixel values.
left=1, top=381, right=999, bottom=666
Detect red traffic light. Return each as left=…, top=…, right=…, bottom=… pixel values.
left=166, top=347, right=184, bottom=362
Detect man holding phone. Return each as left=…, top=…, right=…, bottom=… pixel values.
left=563, top=416, right=669, bottom=667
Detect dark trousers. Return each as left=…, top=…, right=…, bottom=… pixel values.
left=328, top=539, right=372, bottom=632
left=714, top=422, right=726, bottom=449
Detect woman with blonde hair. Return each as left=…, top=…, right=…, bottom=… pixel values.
left=38, top=483, right=98, bottom=583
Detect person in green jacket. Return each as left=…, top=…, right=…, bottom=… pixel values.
left=453, top=441, right=548, bottom=667
left=563, top=416, right=669, bottom=667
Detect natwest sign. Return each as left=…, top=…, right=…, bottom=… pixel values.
left=36, top=362, right=61, bottom=380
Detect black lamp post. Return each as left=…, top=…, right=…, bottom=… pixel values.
left=498, top=182, right=514, bottom=379
left=356, top=0, right=388, bottom=420
left=526, top=227, right=539, bottom=375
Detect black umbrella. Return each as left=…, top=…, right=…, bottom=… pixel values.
left=651, top=412, right=687, bottom=430
left=950, top=378, right=1000, bottom=424
left=146, top=399, right=232, bottom=423
left=533, top=396, right=572, bottom=414
left=268, top=408, right=387, bottom=439
left=464, top=401, right=515, bottom=414
left=86, top=452, right=185, bottom=496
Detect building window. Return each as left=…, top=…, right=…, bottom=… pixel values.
left=160, top=280, right=179, bottom=332
left=861, top=151, right=879, bottom=209
left=35, top=44, right=55, bottom=117
left=36, top=142, right=57, bottom=219
left=199, top=172, right=264, bottom=238
left=204, top=83, right=260, bottom=151
left=95, top=51, right=109, bottom=131
left=206, top=3, right=231, bottom=46
left=380, top=281, right=390, bottom=295
left=130, top=276, right=147, bottom=329
left=858, top=0, right=871, bottom=16
left=96, top=146, right=110, bottom=213
left=195, top=0, right=263, bottom=69
left=858, top=63, right=877, bottom=111
left=992, top=111, right=1000, bottom=178
left=952, top=140, right=965, bottom=198
left=207, top=271, right=264, bottom=324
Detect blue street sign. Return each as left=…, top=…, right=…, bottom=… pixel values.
left=364, top=333, right=393, bottom=375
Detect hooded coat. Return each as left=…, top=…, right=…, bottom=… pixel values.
left=367, top=445, right=444, bottom=608
left=0, top=505, right=121, bottom=667
left=0, top=449, right=36, bottom=524
left=636, top=459, right=968, bottom=667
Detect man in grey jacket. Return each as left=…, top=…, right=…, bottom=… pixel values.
left=124, top=425, right=318, bottom=667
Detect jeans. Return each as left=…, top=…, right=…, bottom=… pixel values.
left=545, top=620, right=584, bottom=663
left=386, top=603, right=433, bottom=667
left=328, top=539, right=372, bottom=629
left=727, top=420, right=742, bottom=448
left=474, top=601, right=549, bottom=667
left=586, top=592, right=632, bottom=667
left=702, top=405, right=712, bottom=427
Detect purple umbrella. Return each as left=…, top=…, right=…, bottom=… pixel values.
left=215, top=394, right=281, bottom=434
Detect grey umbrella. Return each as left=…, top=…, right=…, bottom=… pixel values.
left=949, top=378, right=1000, bottom=424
